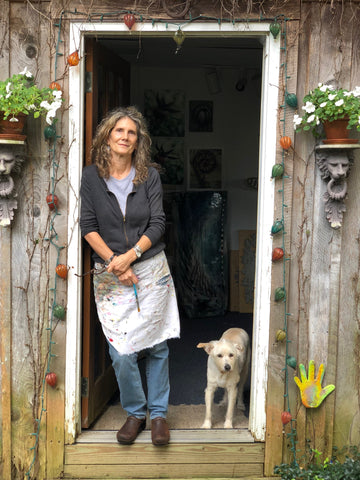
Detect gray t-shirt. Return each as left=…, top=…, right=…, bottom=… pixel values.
left=105, top=167, right=135, bottom=215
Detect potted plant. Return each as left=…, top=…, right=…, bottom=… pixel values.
left=293, top=83, right=360, bottom=143
left=0, top=67, right=62, bottom=139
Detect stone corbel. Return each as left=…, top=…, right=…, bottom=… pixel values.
left=315, top=144, right=360, bottom=229
left=0, top=141, right=26, bottom=227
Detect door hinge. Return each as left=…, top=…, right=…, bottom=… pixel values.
left=81, top=377, right=89, bottom=397
left=85, top=71, right=92, bottom=93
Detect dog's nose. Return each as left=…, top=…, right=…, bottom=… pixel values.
left=224, top=364, right=231, bottom=371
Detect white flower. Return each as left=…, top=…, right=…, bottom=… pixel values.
left=343, top=91, right=352, bottom=97
left=358, top=116, right=360, bottom=124
left=307, top=114, right=315, bottom=123
left=26, top=104, right=36, bottom=110
left=20, top=67, right=33, bottom=78
left=320, top=102, right=327, bottom=108
left=335, top=99, right=344, bottom=107
left=316, top=116, right=320, bottom=125
left=302, top=101, right=315, bottom=113
left=352, top=86, right=360, bottom=97
left=293, top=114, right=303, bottom=129
left=9, top=117, right=19, bottom=122
left=328, top=93, right=336, bottom=101
left=6, top=82, right=12, bottom=94
left=320, top=84, right=328, bottom=92
left=40, top=100, right=51, bottom=110
left=52, top=90, right=62, bottom=100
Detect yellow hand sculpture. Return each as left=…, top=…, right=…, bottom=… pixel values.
left=294, top=360, right=335, bottom=408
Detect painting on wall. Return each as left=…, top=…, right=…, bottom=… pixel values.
left=144, top=89, right=185, bottom=137
left=152, top=137, right=184, bottom=186
left=189, top=100, right=213, bottom=132
left=189, top=148, right=222, bottom=189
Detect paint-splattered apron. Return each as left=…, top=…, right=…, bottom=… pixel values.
left=93, top=251, right=180, bottom=355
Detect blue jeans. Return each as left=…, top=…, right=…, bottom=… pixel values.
left=107, top=340, right=170, bottom=420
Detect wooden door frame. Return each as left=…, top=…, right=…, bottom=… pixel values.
left=65, top=21, right=281, bottom=443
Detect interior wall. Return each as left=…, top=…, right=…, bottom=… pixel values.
left=129, top=63, right=261, bottom=250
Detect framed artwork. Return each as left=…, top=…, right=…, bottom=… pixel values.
left=189, top=100, right=213, bottom=132
left=152, top=137, right=184, bottom=186
left=144, top=89, right=185, bottom=137
left=189, top=148, right=222, bottom=189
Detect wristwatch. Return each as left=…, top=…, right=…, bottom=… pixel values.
left=133, top=244, right=143, bottom=259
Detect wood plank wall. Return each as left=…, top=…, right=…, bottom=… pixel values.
left=1, top=1, right=360, bottom=479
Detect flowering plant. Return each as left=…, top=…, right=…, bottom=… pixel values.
left=0, top=68, right=62, bottom=125
left=293, top=83, right=360, bottom=135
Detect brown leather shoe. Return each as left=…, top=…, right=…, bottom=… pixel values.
left=151, top=417, right=170, bottom=446
left=116, top=416, right=146, bottom=445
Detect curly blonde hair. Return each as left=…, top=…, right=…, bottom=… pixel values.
left=91, top=106, right=158, bottom=184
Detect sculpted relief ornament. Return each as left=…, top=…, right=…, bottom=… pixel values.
left=315, top=147, right=356, bottom=229
left=0, top=147, right=25, bottom=226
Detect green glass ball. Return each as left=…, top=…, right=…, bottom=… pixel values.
left=275, top=287, right=286, bottom=302
left=271, top=163, right=284, bottom=178
left=44, top=125, right=56, bottom=140
left=271, top=220, right=283, bottom=235
left=287, top=356, right=297, bottom=369
left=270, top=22, right=281, bottom=39
left=285, top=92, right=298, bottom=108
left=53, top=304, right=66, bottom=320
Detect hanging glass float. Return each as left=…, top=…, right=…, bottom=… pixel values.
left=271, top=163, right=284, bottom=178
left=45, top=372, right=57, bottom=387
left=285, top=92, right=298, bottom=108
left=53, top=304, right=66, bottom=320
left=56, top=263, right=69, bottom=279
left=275, top=287, right=286, bottom=301
left=174, top=28, right=185, bottom=54
left=46, top=193, right=59, bottom=211
left=281, top=411, right=292, bottom=425
left=276, top=329, right=287, bottom=342
left=287, top=356, right=297, bottom=369
left=280, top=136, right=292, bottom=150
left=269, top=21, right=281, bottom=39
left=272, top=247, right=284, bottom=261
left=124, top=13, right=136, bottom=30
left=67, top=50, right=80, bottom=66
left=44, top=124, right=56, bottom=141
left=271, top=220, right=283, bottom=235
left=49, top=81, right=62, bottom=92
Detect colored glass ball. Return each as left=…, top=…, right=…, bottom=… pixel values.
left=280, top=136, right=292, bottom=150
left=269, top=22, right=281, bottom=39
left=56, top=264, right=68, bottom=279
left=285, top=92, right=298, bottom=108
left=46, top=193, right=59, bottom=211
left=276, top=329, right=287, bottom=342
left=46, top=372, right=57, bottom=387
left=53, top=304, right=66, bottom=320
left=44, top=125, right=56, bottom=140
left=281, top=411, right=292, bottom=425
left=67, top=50, right=80, bottom=66
left=271, top=163, right=284, bottom=178
left=124, top=13, right=136, bottom=30
left=275, top=287, right=286, bottom=302
left=271, top=220, right=283, bottom=235
left=49, top=81, right=62, bottom=92
left=287, top=356, right=297, bottom=369
left=272, top=247, right=284, bottom=261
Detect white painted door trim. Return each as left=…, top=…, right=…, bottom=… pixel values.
left=66, top=21, right=280, bottom=443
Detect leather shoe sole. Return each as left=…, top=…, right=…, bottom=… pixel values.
left=151, top=417, right=170, bottom=446
left=116, top=416, right=146, bottom=445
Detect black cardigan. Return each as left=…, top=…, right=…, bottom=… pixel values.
left=80, top=164, right=166, bottom=264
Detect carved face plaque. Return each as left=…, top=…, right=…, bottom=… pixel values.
left=326, top=154, right=350, bottom=180
left=0, top=151, right=17, bottom=197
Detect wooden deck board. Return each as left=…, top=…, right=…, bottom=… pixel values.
left=76, top=428, right=254, bottom=443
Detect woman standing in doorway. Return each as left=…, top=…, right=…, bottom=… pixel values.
left=80, top=106, right=180, bottom=446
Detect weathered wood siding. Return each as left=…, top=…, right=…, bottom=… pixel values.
left=0, top=1, right=360, bottom=479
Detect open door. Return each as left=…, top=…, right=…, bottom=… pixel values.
left=81, top=38, right=131, bottom=428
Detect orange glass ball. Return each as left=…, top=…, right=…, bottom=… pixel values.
left=49, top=81, right=61, bottom=91
left=280, top=136, right=292, bottom=150
left=67, top=50, right=80, bottom=66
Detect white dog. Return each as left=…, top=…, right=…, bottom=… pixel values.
left=197, top=328, right=251, bottom=429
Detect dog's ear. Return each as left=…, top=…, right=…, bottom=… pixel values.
left=197, top=342, right=215, bottom=355
left=234, top=343, right=245, bottom=354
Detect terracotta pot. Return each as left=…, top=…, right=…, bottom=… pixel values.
left=0, top=112, right=27, bottom=141
left=323, top=118, right=358, bottom=144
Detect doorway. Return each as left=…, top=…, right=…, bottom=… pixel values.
left=66, top=22, right=280, bottom=443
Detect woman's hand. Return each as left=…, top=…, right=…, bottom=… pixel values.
left=116, top=268, right=138, bottom=286
left=107, top=251, right=134, bottom=276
